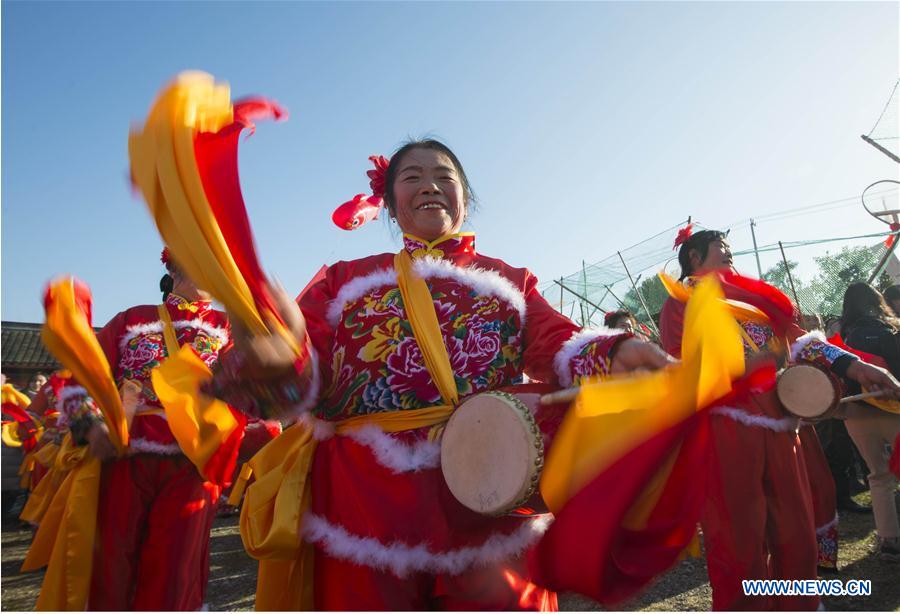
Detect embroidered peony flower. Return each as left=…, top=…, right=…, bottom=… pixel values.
left=359, top=317, right=405, bottom=363
left=386, top=337, right=439, bottom=402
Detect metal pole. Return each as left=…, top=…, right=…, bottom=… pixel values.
left=778, top=241, right=802, bottom=310
left=867, top=233, right=900, bottom=284
left=861, top=134, right=900, bottom=164
left=554, top=279, right=607, bottom=314
left=750, top=219, right=764, bottom=279
left=617, top=250, right=661, bottom=338
left=582, top=261, right=591, bottom=326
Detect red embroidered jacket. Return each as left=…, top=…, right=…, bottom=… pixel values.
left=216, top=233, right=631, bottom=421
left=60, top=293, right=231, bottom=454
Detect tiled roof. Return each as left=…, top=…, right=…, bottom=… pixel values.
left=1, top=322, right=60, bottom=371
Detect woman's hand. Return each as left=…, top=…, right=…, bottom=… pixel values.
left=845, top=360, right=900, bottom=400
left=86, top=423, right=116, bottom=461
left=229, top=283, right=307, bottom=377
left=610, top=338, right=677, bottom=374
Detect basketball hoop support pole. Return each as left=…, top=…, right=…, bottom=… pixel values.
left=861, top=135, right=900, bottom=164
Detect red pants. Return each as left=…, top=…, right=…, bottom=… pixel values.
left=315, top=549, right=556, bottom=611
left=89, top=454, right=217, bottom=610
left=703, top=392, right=819, bottom=611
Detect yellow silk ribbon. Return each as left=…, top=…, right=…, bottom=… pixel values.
left=129, top=71, right=298, bottom=358
left=2, top=383, right=31, bottom=408
left=2, top=422, right=24, bottom=448
left=541, top=275, right=745, bottom=525
left=20, top=442, right=65, bottom=524
left=151, top=345, right=241, bottom=478
left=21, top=434, right=98, bottom=611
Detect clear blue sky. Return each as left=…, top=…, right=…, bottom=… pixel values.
left=2, top=1, right=898, bottom=324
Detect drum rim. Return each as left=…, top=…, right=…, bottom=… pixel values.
left=776, top=363, right=840, bottom=419
left=442, top=389, right=545, bottom=516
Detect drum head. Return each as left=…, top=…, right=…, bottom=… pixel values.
left=777, top=364, right=837, bottom=419
left=441, top=392, right=542, bottom=515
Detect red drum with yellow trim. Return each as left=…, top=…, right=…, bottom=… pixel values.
left=441, top=385, right=565, bottom=516
left=777, top=363, right=845, bottom=421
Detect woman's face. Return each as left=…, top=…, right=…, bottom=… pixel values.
left=390, top=148, right=466, bottom=242
left=692, top=239, right=733, bottom=275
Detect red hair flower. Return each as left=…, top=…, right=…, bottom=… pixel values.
left=673, top=223, right=694, bottom=250
left=366, top=155, right=390, bottom=197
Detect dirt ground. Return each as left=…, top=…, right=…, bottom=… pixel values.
left=2, top=491, right=898, bottom=611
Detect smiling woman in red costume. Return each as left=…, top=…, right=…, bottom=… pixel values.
left=210, top=139, right=671, bottom=611
left=659, top=225, right=900, bottom=611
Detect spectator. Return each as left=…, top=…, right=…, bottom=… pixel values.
left=604, top=309, right=637, bottom=334
left=25, top=373, right=47, bottom=400
left=840, top=282, right=900, bottom=560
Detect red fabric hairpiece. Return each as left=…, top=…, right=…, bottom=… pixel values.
left=332, top=155, right=390, bottom=231
left=673, top=223, right=694, bottom=250
left=161, top=247, right=171, bottom=268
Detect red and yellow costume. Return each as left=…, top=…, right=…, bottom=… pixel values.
left=56, top=292, right=232, bottom=610
left=213, top=233, right=631, bottom=611
left=660, top=277, right=851, bottom=610
left=2, top=383, right=41, bottom=488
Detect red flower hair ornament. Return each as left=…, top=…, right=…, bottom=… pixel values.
left=332, top=155, right=390, bottom=231
left=160, top=247, right=176, bottom=272
left=673, top=223, right=694, bottom=250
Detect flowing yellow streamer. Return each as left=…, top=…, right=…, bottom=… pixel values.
left=129, top=71, right=275, bottom=338
left=541, top=275, right=745, bottom=515
left=42, top=278, right=129, bottom=452
left=21, top=433, right=98, bottom=611
left=151, top=345, right=240, bottom=477
left=20, top=442, right=66, bottom=524
left=2, top=383, right=31, bottom=408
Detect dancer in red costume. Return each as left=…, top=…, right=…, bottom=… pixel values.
left=22, top=371, right=70, bottom=489
left=210, top=140, right=672, bottom=611
left=58, top=251, right=235, bottom=610
left=659, top=227, right=899, bottom=610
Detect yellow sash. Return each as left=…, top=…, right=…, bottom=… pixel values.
left=21, top=434, right=99, bottom=611
left=152, top=305, right=241, bottom=479
left=229, top=249, right=459, bottom=610
left=20, top=442, right=65, bottom=524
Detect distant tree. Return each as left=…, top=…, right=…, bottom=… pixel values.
left=809, top=246, right=883, bottom=316
left=622, top=275, right=669, bottom=326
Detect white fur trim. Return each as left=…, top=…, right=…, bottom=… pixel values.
left=343, top=425, right=441, bottom=473
left=294, top=410, right=336, bottom=441
left=816, top=512, right=839, bottom=536
left=325, top=259, right=528, bottom=327
left=553, top=326, right=623, bottom=388
left=302, top=513, right=552, bottom=578
left=118, top=319, right=230, bottom=354
left=790, top=330, right=827, bottom=363
left=711, top=406, right=799, bottom=433
left=412, top=257, right=527, bottom=323
left=128, top=438, right=182, bottom=455
left=326, top=267, right=397, bottom=326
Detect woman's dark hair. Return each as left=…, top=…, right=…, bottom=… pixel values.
left=677, top=229, right=728, bottom=280
left=160, top=274, right=174, bottom=301
left=383, top=139, right=477, bottom=217
left=604, top=309, right=634, bottom=329
left=840, top=282, right=900, bottom=334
